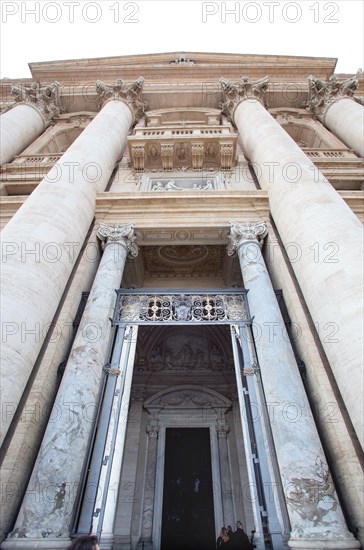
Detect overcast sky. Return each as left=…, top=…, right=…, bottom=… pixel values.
left=1, top=0, right=363, bottom=79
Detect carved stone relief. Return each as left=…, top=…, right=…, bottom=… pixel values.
left=138, top=171, right=225, bottom=191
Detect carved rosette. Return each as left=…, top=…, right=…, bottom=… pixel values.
left=97, top=223, right=138, bottom=257
left=227, top=221, right=268, bottom=256
left=11, top=81, right=62, bottom=124
left=219, top=76, right=269, bottom=122
left=95, top=77, right=148, bottom=123
left=307, top=75, right=359, bottom=118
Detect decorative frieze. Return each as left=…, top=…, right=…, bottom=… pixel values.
left=307, top=75, right=358, bottom=117
left=97, top=223, right=138, bottom=257
left=129, top=136, right=236, bottom=172
left=219, top=76, right=269, bottom=121
left=11, top=81, right=62, bottom=124
left=95, top=77, right=147, bottom=122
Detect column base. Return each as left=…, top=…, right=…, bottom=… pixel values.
left=136, top=538, right=153, bottom=550
left=288, top=536, right=360, bottom=549
left=1, top=538, right=71, bottom=550
left=99, top=533, right=113, bottom=550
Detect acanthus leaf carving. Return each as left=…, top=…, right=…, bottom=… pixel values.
left=219, top=76, right=269, bottom=122
left=227, top=221, right=268, bottom=256
left=11, top=81, right=62, bottom=124
left=97, top=223, right=138, bottom=257
left=95, top=77, right=148, bottom=123
left=307, top=75, right=358, bottom=117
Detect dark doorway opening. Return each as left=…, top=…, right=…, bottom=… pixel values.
left=161, top=428, right=216, bottom=550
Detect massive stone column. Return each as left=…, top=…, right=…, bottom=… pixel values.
left=0, top=82, right=62, bottom=166
left=0, top=78, right=146, bottom=446
left=220, top=77, right=364, bottom=449
left=307, top=75, right=364, bottom=157
left=2, top=224, right=138, bottom=550
left=228, top=221, right=360, bottom=550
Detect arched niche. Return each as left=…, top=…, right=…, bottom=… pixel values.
left=21, top=112, right=95, bottom=155
left=270, top=107, right=347, bottom=149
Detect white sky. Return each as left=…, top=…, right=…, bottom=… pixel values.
left=0, top=0, right=363, bottom=79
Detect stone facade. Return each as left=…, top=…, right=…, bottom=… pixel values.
left=0, top=53, right=363, bottom=550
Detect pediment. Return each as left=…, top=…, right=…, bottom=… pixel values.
left=144, top=385, right=232, bottom=412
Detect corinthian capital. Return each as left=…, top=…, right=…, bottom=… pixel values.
left=96, top=77, right=148, bottom=123
left=227, top=221, right=267, bottom=256
left=307, top=75, right=358, bottom=117
left=11, top=81, right=62, bottom=124
left=97, top=223, right=138, bottom=257
left=219, top=76, right=269, bottom=122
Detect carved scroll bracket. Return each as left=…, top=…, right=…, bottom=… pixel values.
left=219, top=76, right=269, bottom=123
left=11, top=81, right=62, bottom=124
left=95, top=77, right=148, bottom=123
left=97, top=223, right=139, bottom=257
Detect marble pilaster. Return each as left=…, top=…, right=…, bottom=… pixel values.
left=138, top=414, right=160, bottom=550
left=217, top=419, right=235, bottom=528
left=0, top=78, right=146, bottom=447
left=0, top=82, right=62, bottom=165
left=228, top=221, right=360, bottom=550
left=220, top=77, right=364, bottom=450
left=307, top=75, right=364, bottom=157
left=2, top=224, right=138, bottom=549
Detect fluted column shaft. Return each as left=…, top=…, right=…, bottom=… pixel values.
left=229, top=91, right=363, bottom=449
left=229, top=222, right=359, bottom=549
left=0, top=97, right=135, bottom=446
left=0, top=104, right=46, bottom=165
left=2, top=225, right=138, bottom=549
